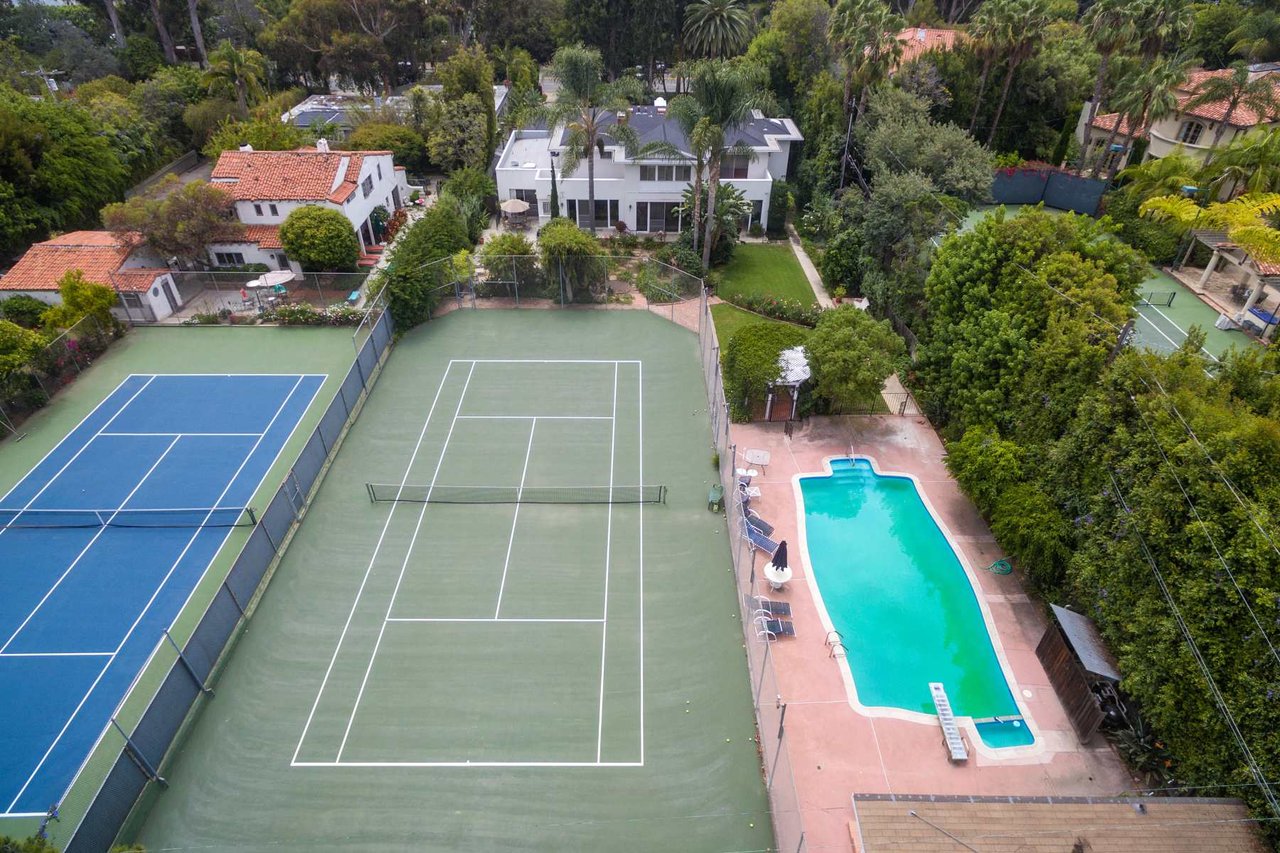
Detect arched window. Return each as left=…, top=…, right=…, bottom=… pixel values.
left=1178, top=121, right=1205, bottom=144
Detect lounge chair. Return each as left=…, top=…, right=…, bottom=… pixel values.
left=746, top=594, right=791, bottom=618
left=754, top=615, right=796, bottom=640
left=744, top=513, right=774, bottom=537
left=743, top=523, right=778, bottom=556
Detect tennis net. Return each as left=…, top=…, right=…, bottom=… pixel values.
left=0, top=506, right=258, bottom=530
left=366, top=484, right=667, bottom=504
left=1139, top=291, right=1176, bottom=307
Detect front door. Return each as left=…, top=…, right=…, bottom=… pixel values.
left=160, top=279, right=180, bottom=312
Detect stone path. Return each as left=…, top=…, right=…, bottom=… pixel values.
left=786, top=224, right=835, bottom=308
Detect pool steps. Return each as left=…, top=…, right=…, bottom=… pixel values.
left=929, top=682, right=970, bottom=762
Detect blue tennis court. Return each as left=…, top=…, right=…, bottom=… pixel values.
left=0, top=372, right=323, bottom=817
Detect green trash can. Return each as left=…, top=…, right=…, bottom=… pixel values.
left=707, top=483, right=725, bottom=512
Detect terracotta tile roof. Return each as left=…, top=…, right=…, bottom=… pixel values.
left=210, top=148, right=392, bottom=204
left=1093, top=69, right=1280, bottom=132
left=1255, top=259, right=1280, bottom=276
left=0, top=231, right=133, bottom=292
left=240, top=225, right=283, bottom=249
left=895, top=27, right=963, bottom=67
left=110, top=268, right=169, bottom=293
left=851, top=795, right=1268, bottom=852
left=1089, top=111, right=1138, bottom=135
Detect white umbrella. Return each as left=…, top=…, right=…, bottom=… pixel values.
left=500, top=198, right=531, bottom=214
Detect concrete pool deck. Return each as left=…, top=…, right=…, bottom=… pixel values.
left=728, top=415, right=1134, bottom=852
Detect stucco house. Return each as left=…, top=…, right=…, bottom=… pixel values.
left=0, top=231, right=182, bottom=323
left=206, top=142, right=415, bottom=271
left=495, top=102, right=801, bottom=234
left=1079, top=64, right=1280, bottom=174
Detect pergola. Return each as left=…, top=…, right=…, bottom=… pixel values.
left=1187, top=228, right=1280, bottom=338
left=763, top=346, right=810, bottom=422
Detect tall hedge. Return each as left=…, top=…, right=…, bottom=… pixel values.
left=722, top=322, right=810, bottom=422
left=381, top=201, right=471, bottom=330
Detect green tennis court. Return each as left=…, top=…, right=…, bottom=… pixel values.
left=131, top=311, right=772, bottom=850
left=1132, top=267, right=1255, bottom=361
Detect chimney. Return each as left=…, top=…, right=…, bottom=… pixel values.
left=917, top=27, right=926, bottom=42
left=238, top=143, right=254, bottom=152
left=655, top=97, right=667, bottom=116
left=316, top=138, right=331, bottom=153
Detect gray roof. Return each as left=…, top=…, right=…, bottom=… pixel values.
left=555, top=105, right=798, bottom=157
left=1051, top=605, right=1122, bottom=682
left=293, top=109, right=350, bottom=129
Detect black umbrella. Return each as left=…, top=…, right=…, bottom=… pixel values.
left=770, top=540, right=788, bottom=569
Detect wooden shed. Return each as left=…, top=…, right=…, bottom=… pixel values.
left=1035, top=605, right=1122, bottom=743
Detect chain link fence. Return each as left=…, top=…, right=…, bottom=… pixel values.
left=697, top=288, right=808, bottom=853
left=0, top=313, right=119, bottom=437
left=59, top=305, right=395, bottom=853
left=115, top=270, right=374, bottom=325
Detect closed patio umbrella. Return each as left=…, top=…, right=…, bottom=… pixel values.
left=764, top=540, right=791, bottom=590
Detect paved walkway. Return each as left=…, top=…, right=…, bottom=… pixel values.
left=786, top=224, right=835, bottom=308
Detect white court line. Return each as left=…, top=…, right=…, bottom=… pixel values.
left=292, top=363, right=458, bottom=765
left=97, top=432, right=265, bottom=437
left=335, top=361, right=477, bottom=761
left=133, top=372, right=330, bottom=378
left=493, top=419, right=537, bottom=618
left=638, top=360, right=645, bottom=764
left=0, top=376, right=156, bottom=537
left=455, top=415, right=613, bottom=421
left=0, top=435, right=182, bottom=655
left=453, top=359, right=640, bottom=364
left=0, top=652, right=113, bottom=658
left=1139, top=304, right=1221, bottom=361
left=387, top=617, right=604, bottom=624
left=293, top=760, right=644, bottom=768
left=4, top=376, right=310, bottom=813
left=595, top=362, right=618, bottom=763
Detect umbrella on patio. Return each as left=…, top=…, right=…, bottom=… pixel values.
left=500, top=198, right=531, bottom=214
left=764, top=540, right=792, bottom=590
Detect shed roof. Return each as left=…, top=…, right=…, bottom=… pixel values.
left=1051, top=605, right=1121, bottom=682
left=1, top=232, right=133, bottom=292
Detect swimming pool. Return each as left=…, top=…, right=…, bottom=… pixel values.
left=796, top=457, right=1035, bottom=751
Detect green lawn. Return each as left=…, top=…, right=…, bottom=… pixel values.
left=717, top=243, right=817, bottom=306
left=710, top=303, right=791, bottom=344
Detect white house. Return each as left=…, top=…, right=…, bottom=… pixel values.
left=206, top=143, right=415, bottom=270
left=0, top=231, right=183, bottom=322
left=1079, top=64, right=1280, bottom=174
left=495, top=103, right=802, bottom=233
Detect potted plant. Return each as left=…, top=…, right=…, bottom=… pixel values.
left=831, top=285, right=847, bottom=304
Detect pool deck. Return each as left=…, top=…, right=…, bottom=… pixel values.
left=729, top=415, right=1134, bottom=852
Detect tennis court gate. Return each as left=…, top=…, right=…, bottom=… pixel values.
left=697, top=289, right=808, bottom=853
left=62, top=308, right=395, bottom=852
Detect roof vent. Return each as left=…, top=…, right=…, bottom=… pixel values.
left=917, top=27, right=926, bottom=41
left=316, top=138, right=330, bottom=153
left=238, top=143, right=254, bottom=152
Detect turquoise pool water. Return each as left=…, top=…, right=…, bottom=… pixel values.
left=799, top=457, right=1034, bottom=749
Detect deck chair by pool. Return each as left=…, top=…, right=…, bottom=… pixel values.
left=744, top=512, right=774, bottom=537
left=738, top=481, right=761, bottom=499
left=743, top=522, right=779, bottom=556
left=754, top=615, right=796, bottom=641
left=746, top=594, right=791, bottom=618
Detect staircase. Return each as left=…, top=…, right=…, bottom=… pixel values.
left=357, top=243, right=385, bottom=268
left=929, top=682, right=969, bottom=762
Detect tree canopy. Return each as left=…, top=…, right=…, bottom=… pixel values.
left=279, top=205, right=360, bottom=271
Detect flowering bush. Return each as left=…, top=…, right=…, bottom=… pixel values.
left=725, top=292, right=825, bottom=327
left=259, top=303, right=366, bottom=326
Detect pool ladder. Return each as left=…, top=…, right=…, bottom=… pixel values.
left=929, top=682, right=970, bottom=763
left=825, top=630, right=847, bottom=659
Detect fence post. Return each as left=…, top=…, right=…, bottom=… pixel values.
left=163, top=629, right=213, bottom=696
left=110, top=718, right=167, bottom=786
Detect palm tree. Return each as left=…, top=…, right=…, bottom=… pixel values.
left=203, top=40, right=267, bottom=114
left=1228, top=9, right=1280, bottom=63
left=985, top=0, right=1053, bottom=146
left=1104, top=55, right=1198, bottom=181
left=1116, top=149, right=1202, bottom=202
left=1134, top=0, right=1193, bottom=61
left=829, top=0, right=905, bottom=120
left=683, top=0, right=753, bottom=60
left=665, top=97, right=715, bottom=253
left=543, top=44, right=646, bottom=235
left=682, top=60, right=775, bottom=269
left=966, top=0, right=1012, bottom=135
left=1181, top=62, right=1280, bottom=152
left=1202, top=127, right=1280, bottom=196
left=1080, top=0, right=1138, bottom=159
left=1140, top=192, right=1280, bottom=264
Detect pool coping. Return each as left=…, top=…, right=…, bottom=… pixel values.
left=790, top=453, right=1044, bottom=761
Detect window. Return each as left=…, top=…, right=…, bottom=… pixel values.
left=1177, top=121, right=1205, bottom=145
left=600, top=150, right=613, bottom=160
left=640, top=164, right=693, bottom=181
left=362, top=175, right=374, bottom=198
left=567, top=199, right=619, bottom=228
left=214, top=251, right=246, bottom=266
left=724, top=155, right=750, bottom=179
left=541, top=199, right=551, bottom=216
left=740, top=199, right=764, bottom=230
left=376, top=163, right=382, bottom=180
left=636, top=201, right=681, bottom=232
left=119, top=292, right=143, bottom=308
left=269, top=203, right=279, bottom=216
left=276, top=253, right=289, bottom=268
left=513, top=188, right=538, bottom=204
left=253, top=203, right=263, bottom=216
left=675, top=165, right=692, bottom=181
left=640, top=165, right=655, bottom=181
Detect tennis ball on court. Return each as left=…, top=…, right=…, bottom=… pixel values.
left=725, top=738, right=731, bottom=742
left=685, top=709, right=690, bottom=713
left=749, top=823, right=755, bottom=828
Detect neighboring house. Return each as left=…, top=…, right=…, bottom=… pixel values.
left=207, top=143, right=415, bottom=269
left=282, top=87, right=510, bottom=140
left=893, top=27, right=964, bottom=71
left=0, top=231, right=183, bottom=322
left=495, top=102, right=802, bottom=233
left=1079, top=64, right=1280, bottom=173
